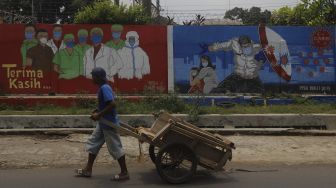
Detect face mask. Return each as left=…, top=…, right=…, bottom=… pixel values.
left=65, top=41, right=75, bottom=48
left=39, top=37, right=48, bottom=44
left=242, top=46, right=253, bottom=56
left=202, top=62, right=208, bottom=67
left=91, top=35, right=102, bottom=45
left=128, top=37, right=136, bottom=47
left=25, top=32, right=34, bottom=40
left=112, top=32, right=121, bottom=39
left=78, top=36, right=87, bottom=43
left=53, top=31, right=62, bottom=40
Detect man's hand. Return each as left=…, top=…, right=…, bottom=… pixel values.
left=90, top=112, right=101, bottom=121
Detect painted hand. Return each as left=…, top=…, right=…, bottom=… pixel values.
left=265, top=45, right=275, bottom=55
left=254, top=50, right=267, bottom=62
left=199, top=43, right=209, bottom=54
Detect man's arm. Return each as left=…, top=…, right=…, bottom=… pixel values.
left=26, top=48, right=33, bottom=67
left=90, top=101, right=116, bottom=121
left=208, top=39, right=233, bottom=52
left=54, top=64, right=60, bottom=73
left=52, top=53, right=60, bottom=73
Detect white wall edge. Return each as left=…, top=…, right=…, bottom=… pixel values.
left=167, top=25, right=174, bottom=93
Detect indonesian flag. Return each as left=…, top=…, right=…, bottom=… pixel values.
left=259, top=24, right=292, bottom=82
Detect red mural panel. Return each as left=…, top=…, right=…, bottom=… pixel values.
left=0, top=24, right=168, bottom=94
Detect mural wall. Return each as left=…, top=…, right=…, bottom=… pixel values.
left=0, top=24, right=167, bottom=94
left=0, top=24, right=335, bottom=95
left=173, top=25, right=335, bottom=94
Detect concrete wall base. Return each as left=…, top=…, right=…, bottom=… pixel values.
left=0, top=114, right=335, bottom=130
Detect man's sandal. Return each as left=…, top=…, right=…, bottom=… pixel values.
left=110, top=173, right=130, bottom=181
left=75, top=169, right=92, bottom=177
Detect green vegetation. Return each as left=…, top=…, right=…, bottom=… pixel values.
left=0, top=97, right=335, bottom=115
left=224, top=0, right=335, bottom=26
left=74, top=0, right=150, bottom=24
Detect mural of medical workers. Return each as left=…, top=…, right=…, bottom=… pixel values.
left=26, top=29, right=54, bottom=72
left=202, top=25, right=290, bottom=93
left=47, top=24, right=65, bottom=54
left=189, top=55, right=218, bottom=94
left=173, top=24, right=333, bottom=94
left=53, top=34, right=83, bottom=79
left=1, top=24, right=168, bottom=94
left=83, top=27, right=122, bottom=80
left=74, top=29, right=91, bottom=57
left=21, top=24, right=38, bottom=67
left=118, top=31, right=150, bottom=80
left=105, top=24, right=125, bottom=50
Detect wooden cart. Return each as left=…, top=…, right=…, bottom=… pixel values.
left=100, top=112, right=235, bottom=184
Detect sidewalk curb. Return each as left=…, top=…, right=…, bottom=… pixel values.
left=1, top=128, right=335, bottom=136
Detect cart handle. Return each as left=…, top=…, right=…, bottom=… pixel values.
left=99, top=118, right=147, bottom=142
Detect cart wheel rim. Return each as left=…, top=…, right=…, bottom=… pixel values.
left=155, top=143, right=197, bottom=184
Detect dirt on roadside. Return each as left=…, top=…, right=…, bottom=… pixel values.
left=0, top=134, right=335, bottom=169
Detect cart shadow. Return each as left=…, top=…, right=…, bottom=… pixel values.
left=139, top=168, right=237, bottom=186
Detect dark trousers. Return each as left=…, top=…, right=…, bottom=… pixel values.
left=210, top=73, right=264, bottom=93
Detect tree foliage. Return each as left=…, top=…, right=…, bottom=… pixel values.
left=182, top=14, right=206, bottom=26
left=74, top=0, right=150, bottom=24
left=224, top=7, right=272, bottom=25
left=271, top=0, right=335, bottom=25
left=0, top=0, right=92, bottom=23
left=225, top=0, right=335, bottom=26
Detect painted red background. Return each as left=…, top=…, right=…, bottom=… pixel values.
left=0, top=24, right=168, bottom=94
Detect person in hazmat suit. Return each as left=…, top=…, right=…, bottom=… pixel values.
left=118, top=31, right=150, bottom=80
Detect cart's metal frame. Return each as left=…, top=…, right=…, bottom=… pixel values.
left=100, top=112, right=235, bottom=183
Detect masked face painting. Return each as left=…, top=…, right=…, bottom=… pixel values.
left=78, top=36, right=87, bottom=43
left=24, top=26, right=35, bottom=40
left=91, top=34, right=103, bottom=45
left=201, top=58, right=209, bottom=67
left=37, top=32, right=48, bottom=45
left=112, top=32, right=122, bottom=40
left=65, top=40, right=75, bottom=48
left=242, top=45, right=253, bottom=56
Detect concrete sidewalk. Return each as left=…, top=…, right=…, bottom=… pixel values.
left=1, top=134, right=335, bottom=169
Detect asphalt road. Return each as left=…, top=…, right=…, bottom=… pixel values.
left=1, top=163, right=335, bottom=188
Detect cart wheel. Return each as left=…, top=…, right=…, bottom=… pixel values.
left=155, top=143, right=198, bottom=184
left=149, top=144, right=159, bottom=163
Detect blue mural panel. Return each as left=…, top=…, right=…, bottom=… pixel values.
left=173, top=25, right=335, bottom=94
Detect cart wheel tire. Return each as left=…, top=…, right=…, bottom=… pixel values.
left=155, top=143, right=197, bottom=184
left=149, top=144, right=159, bottom=164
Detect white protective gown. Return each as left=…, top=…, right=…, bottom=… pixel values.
left=117, top=31, right=150, bottom=80
left=211, top=39, right=263, bottom=79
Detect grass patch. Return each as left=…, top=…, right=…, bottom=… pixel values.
left=0, top=101, right=335, bottom=115
left=202, top=104, right=336, bottom=114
